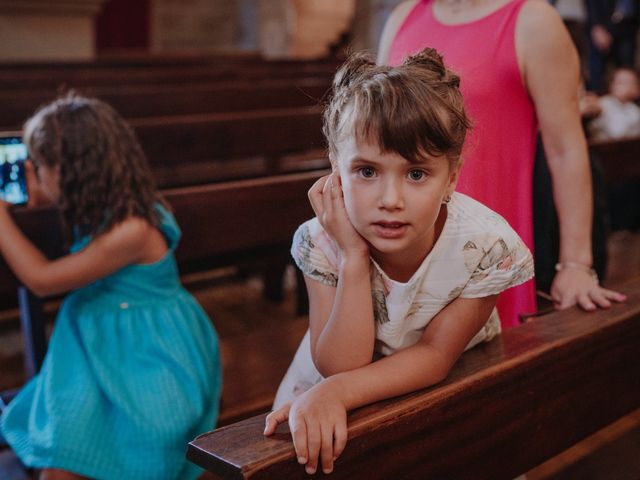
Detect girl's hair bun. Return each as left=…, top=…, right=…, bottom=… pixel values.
left=332, top=51, right=376, bottom=92
left=403, top=47, right=460, bottom=88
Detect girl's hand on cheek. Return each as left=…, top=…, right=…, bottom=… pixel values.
left=308, top=173, right=368, bottom=259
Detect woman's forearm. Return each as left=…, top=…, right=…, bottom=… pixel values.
left=547, top=142, right=594, bottom=266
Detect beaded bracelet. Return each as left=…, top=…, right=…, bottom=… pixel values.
left=555, top=261, right=598, bottom=280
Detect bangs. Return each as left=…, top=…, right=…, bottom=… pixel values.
left=346, top=77, right=464, bottom=164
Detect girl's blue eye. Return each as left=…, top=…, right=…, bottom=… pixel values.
left=408, top=170, right=425, bottom=181
left=359, top=166, right=375, bottom=178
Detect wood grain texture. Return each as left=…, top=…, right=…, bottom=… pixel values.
left=0, top=78, right=330, bottom=130
left=131, top=107, right=325, bottom=170
left=0, top=57, right=341, bottom=90
left=188, top=279, right=640, bottom=479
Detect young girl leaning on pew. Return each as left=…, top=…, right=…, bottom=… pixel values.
left=0, top=94, right=221, bottom=480
left=264, top=48, right=535, bottom=475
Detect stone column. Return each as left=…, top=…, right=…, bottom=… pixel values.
left=150, top=0, right=239, bottom=53
left=0, top=0, right=108, bottom=61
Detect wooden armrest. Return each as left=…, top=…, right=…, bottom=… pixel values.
left=188, top=280, right=640, bottom=479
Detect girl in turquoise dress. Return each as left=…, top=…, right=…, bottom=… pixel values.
left=0, top=94, right=221, bottom=480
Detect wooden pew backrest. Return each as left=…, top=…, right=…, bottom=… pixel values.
left=0, top=78, right=331, bottom=130
left=165, top=170, right=326, bottom=274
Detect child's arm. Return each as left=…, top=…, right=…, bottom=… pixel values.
left=306, top=174, right=376, bottom=376
left=265, top=293, right=497, bottom=475
left=0, top=202, right=162, bottom=296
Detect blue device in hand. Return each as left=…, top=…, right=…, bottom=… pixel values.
left=0, top=132, right=29, bottom=205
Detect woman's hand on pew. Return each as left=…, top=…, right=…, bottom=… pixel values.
left=264, top=380, right=348, bottom=475
left=551, top=266, right=626, bottom=311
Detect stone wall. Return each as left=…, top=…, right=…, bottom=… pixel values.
left=150, top=0, right=239, bottom=52
left=0, top=0, right=107, bottom=61
left=152, top=0, right=356, bottom=59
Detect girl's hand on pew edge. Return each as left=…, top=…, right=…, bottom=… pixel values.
left=264, top=380, right=348, bottom=475
left=551, top=268, right=626, bottom=311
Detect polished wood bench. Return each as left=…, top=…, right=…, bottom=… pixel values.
left=130, top=107, right=327, bottom=188
left=188, top=279, right=640, bottom=479
left=0, top=57, right=340, bottom=90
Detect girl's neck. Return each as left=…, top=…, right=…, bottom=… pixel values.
left=433, top=0, right=513, bottom=24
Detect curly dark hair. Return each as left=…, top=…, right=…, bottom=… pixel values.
left=23, top=93, right=166, bottom=241
left=324, top=47, right=471, bottom=170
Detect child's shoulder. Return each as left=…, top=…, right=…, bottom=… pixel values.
left=291, top=217, right=340, bottom=286
left=292, top=217, right=337, bottom=258
left=449, top=193, right=518, bottom=237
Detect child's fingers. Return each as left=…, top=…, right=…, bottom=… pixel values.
left=320, top=423, right=336, bottom=474
left=303, top=420, right=322, bottom=475
left=329, top=173, right=345, bottom=208
left=322, top=172, right=336, bottom=212
left=308, top=175, right=330, bottom=218
left=289, top=414, right=310, bottom=467
left=315, top=173, right=336, bottom=228
left=333, top=421, right=348, bottom=460
left=263, top=404, right=290, bottom=436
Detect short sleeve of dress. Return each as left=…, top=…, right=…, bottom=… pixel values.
left=291, top=220, right=339, bottom=287
left=459, top=218, right=534, bottom=299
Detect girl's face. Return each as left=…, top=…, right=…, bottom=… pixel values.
left=334, top=134, right=458, bottom=273
left=35, top=163, right=61, bottom=203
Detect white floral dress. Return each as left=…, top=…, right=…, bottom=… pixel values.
left=273, top=192, right=534, bottom=408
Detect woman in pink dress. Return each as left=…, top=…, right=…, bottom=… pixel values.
left=377, top=0, right=624, bottom=327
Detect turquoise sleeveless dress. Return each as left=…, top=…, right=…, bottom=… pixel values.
left=0, top=206, right=222, bottom=479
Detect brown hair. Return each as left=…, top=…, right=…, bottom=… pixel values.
left=23, top=93, right=166, bottom=240
left=323, top=47, right=470, bottom=169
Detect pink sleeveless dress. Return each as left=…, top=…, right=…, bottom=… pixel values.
left=389, top=0, right=537, bottom=328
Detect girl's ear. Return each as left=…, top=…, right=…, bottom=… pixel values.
left=446, top=165, right=460, bottom=196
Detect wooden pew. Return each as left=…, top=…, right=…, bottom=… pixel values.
left=130, top=107, right=327, bottom=187
left=0, top=170, right=327, bottom=423
left=0, top=106, right=328, bottom=190
left=0, top=78, right=331, bottom=130
left=0, top=58, right=340, bottom=90
left=187, top=279, right=640, bottom=479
